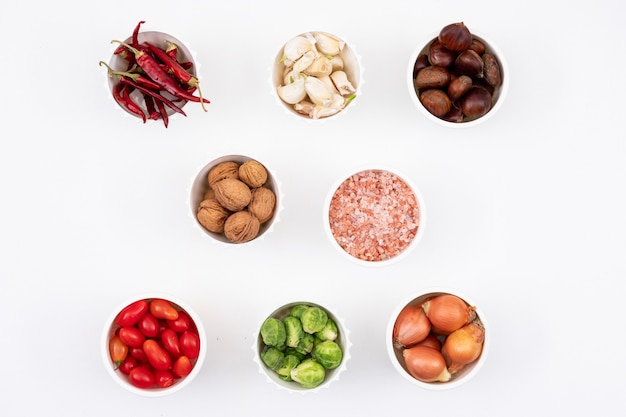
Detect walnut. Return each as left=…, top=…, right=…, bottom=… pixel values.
left=248, top=187, right=276, bottom=223
left=197, top=198, right=231, bottom=233
left=203, top=188, right=215, bottom=200
left=224, top=211, right=260, bottom=243
left=239, top=160, right=268, bottom=188
left=213, top=178, right=252, bottom=212
left=207, top=161, right=239, bottom=187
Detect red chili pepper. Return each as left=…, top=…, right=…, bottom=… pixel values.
left=112, top=83, right=146, bottom=122
left=131, top=21, right=145, bottom=48
left=144, top=94, right=160, bottom=120
left=111, top=40, right=209, bottom=110
left=121, top=85, right=146, bottom=123
left=180, top=61, right=193, bottom=71
left=118, top=76, right=186, bottom=117
left=165, top=40, right=178, bottom=60
left=99, top=61, right=162, bottom=91
left=154, top=97, right=169, bottom=128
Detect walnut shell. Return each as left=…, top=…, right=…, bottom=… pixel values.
left=203, top=188, right=216, bottom=201
left=224, top=211, right=260, bottom=243
left=208, top=161, right=239, bottom=187
left=248, top=187, right=276, bottom=223
left=213, top=178, right=252, bottom=212
left=197, top=198, right=231, bottom=233
left=239, top=160, right=268, bottom=188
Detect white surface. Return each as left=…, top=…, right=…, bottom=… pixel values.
left=0, top=1, right=624, bottom=415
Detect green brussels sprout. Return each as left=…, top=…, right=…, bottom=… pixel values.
left=311, top=340, right=343, bottom=369
left=290, top=358, right=326, bottom=388
left=284, top=346, right=306, bottom=361
left=300, top=306, right=328, bottom=334
left=289, top=304, right=310, bottom=319
left=261, top=317, right=286, bottom=347
left=315, top=318, right=338, bottom=341
left=261, top=346, right=284, bottom=371
left=275, top=354, right=300, bottom=381
left=283, top=316, right=304, bottom=348
left=295, top=332, right=316, bottom=355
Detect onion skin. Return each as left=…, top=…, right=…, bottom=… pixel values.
left=393, top=304, right=431, bottom=349
left=442, top=322, right=485, bottom=374
left=422, top=294, right=474, bottom=334
left=414, top=333, right=441, bottom=351
left=403, top=346, right=451, bottom=383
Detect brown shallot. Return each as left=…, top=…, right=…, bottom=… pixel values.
left=403, top=346, right=451, bottom=383
left=422, top=294, right=475, bottom=334
left=393, top=304, right=431, bottom=349
left=442, top=322, right=485, bottom=374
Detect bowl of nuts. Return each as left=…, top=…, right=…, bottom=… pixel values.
left=191, top=155, right=281, bottom=244
left=254, top=301, right=351, bottom=393
left=102, top=293, right=207, bottom=396
left=408, top=22, right=508, bottom=127
left=324, top=167, right=425, bottom=266
left=386, top=288, right=489, bottom=390
left=272, top=31, right=362, bottom=120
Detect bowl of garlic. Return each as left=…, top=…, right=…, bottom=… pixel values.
left=272, top=31, right=362, bottom=120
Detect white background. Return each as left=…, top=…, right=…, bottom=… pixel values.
left=1, top=0, right=624, bottom=415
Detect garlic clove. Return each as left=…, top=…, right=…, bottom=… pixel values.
left=277, top=76, right=306, bottom=105
left=283, top=36, right=314, bottom=62
left=311, top=93, right=345, bottom=119
left=293, top=50, right=317, bottom=73
left=303, top=55, right=333, bottom=77
left=313, top=32, right=344, bottom=56
left=294, top=100, right=314, bottom=116
left=317, top=75, right=340, bottom=95
left=330, top=70, right=356, bottom=96
left=329, top=55, right=344, bottom=72
left=304, top=75, right=336, bottom=106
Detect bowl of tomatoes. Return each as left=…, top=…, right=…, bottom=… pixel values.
left=102, top=293, right=206, bottom=396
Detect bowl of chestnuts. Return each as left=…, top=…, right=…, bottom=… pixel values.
left=190, top=155, right=281, bottom=244
left=408, top=22, right=508, bottom=127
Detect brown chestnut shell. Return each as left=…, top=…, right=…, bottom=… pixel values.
left=461, top=86, right=492, bottom=119
left=438, top=22, right=472, bottom=52
left=455, top=50, right=484, bottom=79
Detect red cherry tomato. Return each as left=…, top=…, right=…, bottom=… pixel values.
left=167, top=311, right=191, bottom=333
left=129, top=366, right=155, bottom=389
left=115, top=300, right=149, bottom=327
left=119, top=326, right=146, bottom=348
left=137, top=312, right=159, bottom=338
left=161, top=328, right=181, bottom=356
left=149, top=299, right=179, bottom=321
left=172, top=355, right=193, bottom=378
left=118, top=356, right=139, bottom=375
left=109, top=335, right=129, bottom=367
left=154, top=370, right=175, bottom=388
left=129, top=346, right=148, bottom=363
left=143, top=339, right=172, bottom=371
left=179, top=330, right=200, bottom=360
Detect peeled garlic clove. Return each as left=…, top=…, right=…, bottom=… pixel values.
left=277, top=76, right=306, bottom=105
left=330, top=70, right=356, bottom=96
left=317, top=75, right=340, bottom=94
left=311, top=94, right=345, bottom=119
left=303, top=55, right=333, bottom=77
left=304, top=75, right=336, bottom=106
left=329, top=55, right=344, bottom=72
left=293, top=50, right=317, bottom=73
left=313, top=32, right=344, bottom=56
left=283, top=36, right=314, bottom=62
left=294, top=100, right=314, bottom=116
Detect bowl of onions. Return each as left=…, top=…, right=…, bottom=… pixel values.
left=386, top=288, right=489, bottom=389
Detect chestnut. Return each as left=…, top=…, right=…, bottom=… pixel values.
left=428, top=40, right=457, bottom=69
left=483, top=53, right=502, bottom=87
left=415, top=66, right=451, bottom=89
left=442, top=102, right=464, bottom=123
left=461, top=86, right=492, bottom=119
left=420, top=89, right=452, bottom=118
left=447, top=75, right=473, bottom=102
left=455, top=50, right=484, bottom=79
left=438, top=22, right=472, bottom=52
left=413, top=54, right=430, bottom=78
left=468, top=38, right=486, bottom=55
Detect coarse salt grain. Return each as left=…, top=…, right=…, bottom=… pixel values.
left=328, top=170, right=420, bottom=262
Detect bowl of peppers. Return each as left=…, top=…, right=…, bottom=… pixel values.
left=100, top=21, right=210, bottom=127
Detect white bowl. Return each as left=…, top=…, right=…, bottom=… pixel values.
left=272, top=31, right=362, bottom=121
left=105, top=30, right=197, bottom=118
left=408, top=30, right=509, bottom=128
left=254, top=301, right=351, bottom=393
left=190, top=154, right=282, bottom=245
left=101, top=293, right=207, bottom=397
left=386, top=287, right=489, bottom=390
left=323, top=167, right=426, bottom=267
